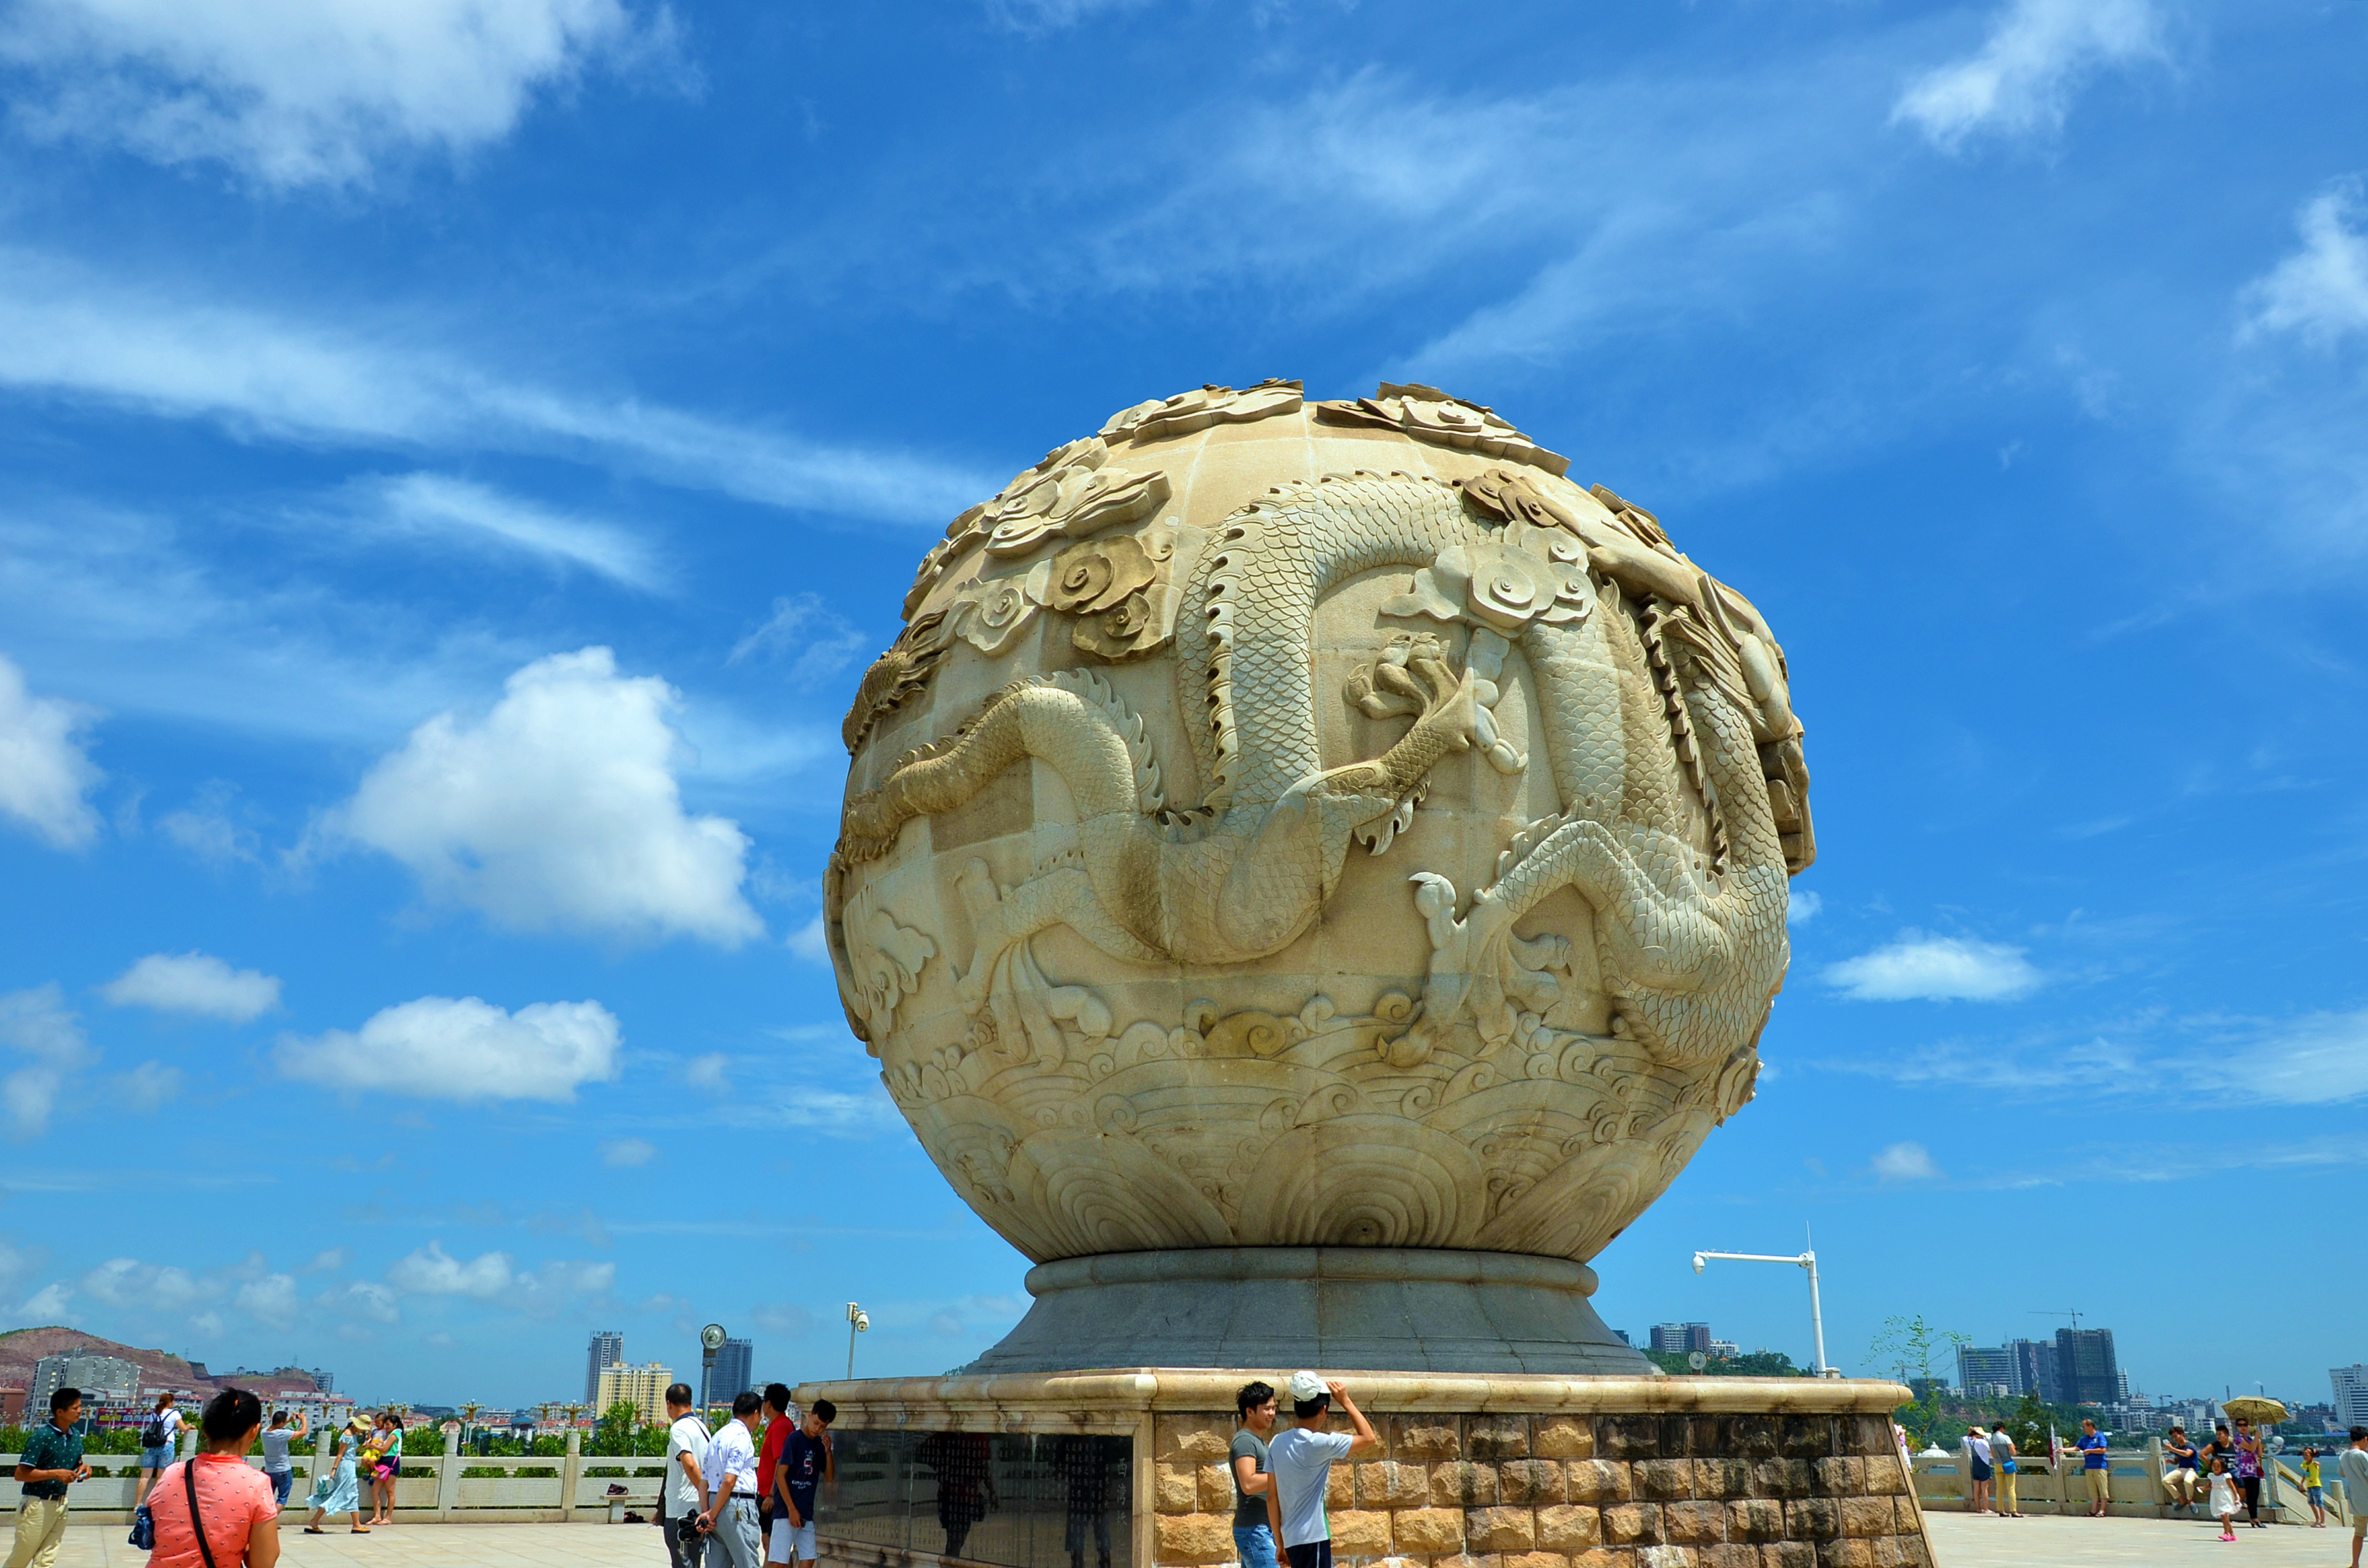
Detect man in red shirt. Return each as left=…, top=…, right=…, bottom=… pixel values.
left=755, top=1384, right=798, bottom=1534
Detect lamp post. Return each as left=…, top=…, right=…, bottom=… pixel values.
left=1691, top=1248, right=1835, bottom=1377
left=699, top=1324, right=728, bottom=1414
left=845, top=1302, right=870, bottom=1380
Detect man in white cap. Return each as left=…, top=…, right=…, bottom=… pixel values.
left=1263, top=1374, right=1379, bottom=1568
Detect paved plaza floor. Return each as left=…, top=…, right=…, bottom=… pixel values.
left=28, top=1516, right=2365, bottom=1567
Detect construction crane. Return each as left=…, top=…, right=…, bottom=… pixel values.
left=2029, top=1309, right=2085, bottom=1330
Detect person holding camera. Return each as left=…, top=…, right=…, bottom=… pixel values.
left=662, top=1384, right=711, bottom=1568
left=701, top=1392, right=766, bottom=1568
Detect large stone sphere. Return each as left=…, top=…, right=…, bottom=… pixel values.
left=827, top=382, right=1811, bottom=1274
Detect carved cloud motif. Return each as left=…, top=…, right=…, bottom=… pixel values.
left=843, top=884, right=936, bottom=1042
left=1315, top=382, right=1572, bottom=475
left=1386, top=537, right=1592, bottom=634
left=1099, top=379, right=1304, bottom=444
left=980, top=438, right=1172, bottom=559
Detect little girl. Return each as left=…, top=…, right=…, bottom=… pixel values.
left=2208, top=1456, right=2239, bottom=1542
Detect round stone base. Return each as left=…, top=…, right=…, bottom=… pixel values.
left=961, top=1247, right=1648, bottom=1375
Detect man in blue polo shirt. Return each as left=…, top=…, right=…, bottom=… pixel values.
left=9, top=1386, right=90, bottom=1568
left=2076, top=1417, right=2111, bottom=1517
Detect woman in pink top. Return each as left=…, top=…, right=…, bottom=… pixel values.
left=147, top=1387, right=281, bottom=1568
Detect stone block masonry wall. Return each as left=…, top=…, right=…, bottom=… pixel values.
left=1151, top=1411, right=1930, bottom=1568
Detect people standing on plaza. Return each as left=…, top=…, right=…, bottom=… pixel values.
left=700, top=1390, right=765, bottom=1568
left=302, top=1414, right=371, bottom=1534
left=1263, top=1374, right=1379, bottom=1568
left=2339, top=1427, right=2368, bottom=1568
left=147, top=1388, right=281, bottom=1568
left=2209, top=1455, right=2239, bottom=1542
left=765, top=1399, right=834, bottom=1568
left=135, top=1390, right=186, bottom=1509
left=755, top=1384, right=798, bottom=1538
left=1961, top=1425, right=1992, bottom=1515
left=7, top=1386, right=88, bottom=1568
left=367, top=1410, right=404, bottom=1525
left=1988, top=1424, right=2021, bottom=1518
left=2302, top=1446, right=2328, bottom=1527
left=2231, top=1415, right=2266, bottom=1528
left=2162, top=1424, right=2202, bottom=1513
left=663, top=1383, right=711, bottom=1568
left=1230, top=1381, right=1279, bottom=1568
left=2075, top=1417, right=2110, bottom=1517
left=260, top=1410, right=309, bottom=1509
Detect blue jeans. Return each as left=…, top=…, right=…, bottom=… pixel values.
left=1234, top=1522, right=1277, bottom=1568
left=269, top=1469, right=295, bottom=1506
left=140, top=1445, right=172, bottom=1470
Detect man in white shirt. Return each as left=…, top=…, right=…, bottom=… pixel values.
left=2339, top=1426, right=2368, bottom=1568
left=702, top=1391, right=765, bottom=1568
left=664, top=1384, right=711, bottom=1568
left=1263, top=1374, right=1379, bottom=1568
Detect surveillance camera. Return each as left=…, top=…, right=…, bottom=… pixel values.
left=1692, top=1254, right=1706, bottom=1275
left=854, top=1312, right=870, bottom=1333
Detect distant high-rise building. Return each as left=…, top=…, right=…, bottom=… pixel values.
left=2056, top=1328, right=2118, bottom=1406
left=596, top=1362, right=675, bottom=1426
left=2007, top=1338, right=2061, bottom=1403
left=585, top=1330, right=625, bottom=1404
left=1612, top=1330, right=1632, bottom=1346
left=1650, top=1323, right=1712, bottom=1355
left=1709, top=1339, right=1739, bottom=1359
left=1957, top=1345, right=2015, bottom=1395
left=30, top=1353, right=139, bottom=1410
left=2334, top=1365, right=2368, bottom=1427
left=310, top=1369, right=335, bottom=1394
left=713, top=1337, right=754, bottom=1400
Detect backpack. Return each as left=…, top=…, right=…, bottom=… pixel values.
left=142, top=1414, right=169, bottom=1448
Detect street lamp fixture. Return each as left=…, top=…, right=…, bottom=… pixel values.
left=1690, top=1248, right=1836, bottom=1378
left=845, top=1301, right=870, bottom=1380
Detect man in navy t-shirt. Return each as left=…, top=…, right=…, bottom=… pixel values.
left=765, top=1398, right=835, bottom=1568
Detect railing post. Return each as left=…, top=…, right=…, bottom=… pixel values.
left=2147, top=1437, right=2163, bottom=1516
left=438, top=1427, right=462, bottom=1520
left=560, top=1427, right=581, bottom=1522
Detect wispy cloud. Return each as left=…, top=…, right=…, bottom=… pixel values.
left=1823, top=932, right=2042, bottom=1002
left=1869, top=1141, right=1944, bottom=1183
left=341, top=472, right=668, bottom=592
left=0, top=252, right=993, bottom=525
left=0, top=984, right=92, bottom=1140
left=0, top=0, right=670, bottom=189
left=1891, top=0, right=2167, bottom=151
left=2240, top=182, right=2368, bottom=346
left=0, top=652, right=102, bottom=850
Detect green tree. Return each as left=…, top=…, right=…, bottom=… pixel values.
left=1867, top=1314, right=1968, bottom=1449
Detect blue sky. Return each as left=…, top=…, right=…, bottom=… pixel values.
left=1, top=0, right=2364, bottom=1411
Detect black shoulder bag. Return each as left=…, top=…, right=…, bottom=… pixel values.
left=186, top=1458, right=224, bottom=1568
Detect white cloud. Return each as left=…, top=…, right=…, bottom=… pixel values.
left=0, top=984, right=92, bottom=1140
left=80, top=1256, right=214, bottom=1312
left=160, top=802, right=261, bottom=866
left=387, top=1241, right=512, bottom=1298
left=234, top=1273, right=303, bottom=1328
left=2223, top=1007, right=2368, bottom=1106
left=20, top=1281, right=72, bottom=1319
left=0, top=253, right=992, bottom=524
left=786, top=914, right=829, bottom=963
left=506, top=1258, right=614, bottom=1317
left=728, top=595, right=871, bottom=683
left=683, top=1052, right=730, bottom=1093
left=1870, top=1141, right=1944, bottom=1183
left=1892, top=0, right=2165, bottom=151
left=0, top=653, right=102, bottom=849
left=1787, top=891, right=1822, bottom=926
left=1823, top=933, right=2042, bottom=1002
left=983, top=0, right=1146, bottom=30
left=102, top=951, right=282, bottom=1022
left=2240, top=184, right=2368, bottom=346
left=0, top=0, right=660, bottom=189
left=303, top=1247, right=351, bottom=1274
left=599, top=1136, right=656, bottom=1168
left=115, top=1062, right=184, bottom=1113
left=330, top=648, right=763, bottom=945
left=278, top=994, right=622, bottom=1103
left=320, top=1279, right=401, bottom=1324
left=349, top=472, right=666, bottom=591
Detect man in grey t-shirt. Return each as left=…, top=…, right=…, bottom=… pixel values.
left=260, top=1410, right=310, bottom=1507
left=1230, top=1381, right=1279, bottom=1568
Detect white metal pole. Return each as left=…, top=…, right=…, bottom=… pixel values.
left=1803, top=1252, right=1830, bottom=1377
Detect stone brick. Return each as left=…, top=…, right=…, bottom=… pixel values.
left=1502, top=1460, right=1566, bottom=1506
left=1535, top=1420, right=1594, bottom=1459
left=1778, top=1419, right=1836, bottom=1460
left=1725, top=1501, right=1784, bottom=1544
left=1860, top=1458, right=1905, bottom=1497
left=1154, top=1513, right=1236, bottom=1565
left=1570, top=1553, right=1637, bottom=1568
left=1158, top=1416, right=1236, bottom=1464
left=1327, top=1465, right=1354, bottom=1509
left=1502, top=1552, right=1572, bottom=1568
left=1891, top=1498, right=1922, bottom=1535
left=1471, top=1420, right=1532, bottom=1461
left=1333, top=1509, right=1393, bottom=1556
left=1391, top=1507, right=1468, bottom=1555
left=1784, top=1499, right=1839, bottom=1541
left=1810, top=1458, right=1862, bottom=1497
left=1198, top=1462, right=1235, bottom=1514
left=1635, top=1460, right=1694, bottom=1501
left=1358, top=1460, right=1429, bottom=1511
left=1696, top=1460, right=1752, bottom=1500
left=1601, top=1504, right=1662, bottom=1547
left=1660, top=1501, right=1727, bottom=1545
left=1155, top=1464, right=1199, bottom=1515
left=1760, top=1544, right=1816, bottom=1568
left=1750, top=1460, right=1810, bottom=1500
left=1537, top=1505, right=1603, bottom=1553
left=1599, top=1417, right=1659, bottom=1461
left=1430, top=1553, right=1502, bottom=1568
left=1397, top=1420, right=1463, bottom=1462
left=1722, top=1417, right=1779, bottom=1462
left=1434, top=1461, right=1500, bottom=1508
left=1636, top=1549, right=1697, bottom=1568
left=1467, top=1507, right=1538, bottom=1552
left=1838, top=1499, right=1893, bottom=1539
left=1813, top=1541, right=1872, bottom=1568
left=1695, top=1548, right=1760, bottom=1568
left=1848, top=1418, right=1891, bottom=1458
left=1566, top=1462, right=1634, bottom=1505
left=1868, top=1538, right=1920, bottom=1568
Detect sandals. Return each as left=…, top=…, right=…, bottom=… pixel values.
left=304, top=1526, right=326, bottom=1535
